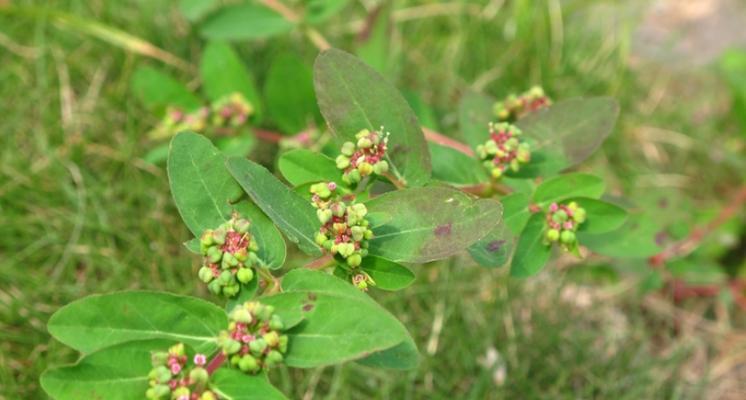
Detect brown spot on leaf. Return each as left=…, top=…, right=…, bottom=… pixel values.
left=486, top=240, right=506, bottom=253
left=434, top=223, right=452, bottom=237
left=307, top=292, right=317, bottom=301
left=302, top=303, right=314, bottom=312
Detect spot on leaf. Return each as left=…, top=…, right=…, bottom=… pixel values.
left=486, top=240, right=506, bottom=253
left=434, top=223, right=452, bottom=237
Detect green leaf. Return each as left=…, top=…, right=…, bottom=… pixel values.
left=200, top=4, right=294, bottom=41
left=41, top=339, right=177, bottom=400
left=215, top=133, right=257, bottom=157
left=429, top=142, right=488, bottom=185
left=47, top=291, right=226, bottom=354
left=568, top=197, right=628, bottom=234
left=502, top=192, right=531, bottom=234
left=168, top=132, right=286, bottom=268
left=458, top=91, right=494, bottom=150
left=180, top=0, right=218, bottom=21
left=262, top=269, right=417, bottom=369
left=364, top=186, right=503, bottom=263
left=468, top=221, right=513, bottom=268
left=510, top=213, right=552, bottom=277
left=532, top=173, right=605, bottom=206
left=226, top=157, right=322, bottom=256
left=305, top=0, right=349, bottom=24
left=356, top=337, right=419, bottom=370
left=201, top=41, right=262, bottom=120
left=516, top=97, right=619, bottom=174
left=132, top=66, right=201, bottom=113
left=579, top=213, right=664, bottom=258
left=277, top=149, right=342, bottom=186
left=361, top=256, right=415, bottom=291
left=264, top=52, right=319, bottom=134
left=314, top=48, right=431, bottom=187
left=356, top=3, right=392, bottom=75
left=211, top=369, right=288, bottom=400
left=719, top=50, right=746, bottom=130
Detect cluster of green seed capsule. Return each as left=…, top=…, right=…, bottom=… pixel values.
left=310, top=182, right=373, bottom=271
left=544, top=201, right=587, bottom=252
left=494, top=86, right=551, bottom=122
left=146, top=343, right=218, bottom=400
left=476, top=122, right=531, bottom=179
left=198, top=215, right=259, bottom=298
left=218, top=301, right=288, bottom=374
left=335, top=128, right=390, bottom=185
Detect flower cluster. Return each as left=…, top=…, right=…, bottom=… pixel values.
left=544, top=201, right=587, bottom=251
left=146, top=343, right=218, bottom=400
left=476, top=122, right=531, bottom=178
left=210, top=93, right=253, bottom=132
left=335, top=128, right=389, bottom=185
left=494, top=86, right=551, bottom=122
left=218, top=301, right=288, bottom=374
left=310, top=182, right=373, bottom=268
left=151, top=92, right=253, bottom=139
left=198, top=214, right=259, bottom=298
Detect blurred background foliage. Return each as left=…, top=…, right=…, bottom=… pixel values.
left=1, top=0, right=745, bottom=398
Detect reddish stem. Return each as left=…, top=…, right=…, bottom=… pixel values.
left=305, top=254, right=335, bottom=270
left=650, top=185, right=746, bottom=267
left=422, top=127, right=474, bottom=157
left=206, top=352, right=226, bottom=375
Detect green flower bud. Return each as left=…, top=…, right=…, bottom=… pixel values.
left=373, top=160, right=389, bottom=174
left=198, top=266, right=214, bottom=283
left=364, top=229, right=374, bottom=240
left=234, top=218, right=251, bottom=234
left=173, top=387, right=190, bottom=398
left=213, top=228, right=227, bottom=245
left=484, top=140, right=498, bottom=155
left=574, top=208, right=586, bottom=224
left=151, top=351, right=169, bottom=366
left=347, top=169, right=361, bottom=183
left=355, top=129, right=371, bottom=139
left=237, top=268, right=254, bottom=284
left=231, top=307, right=253, bottom=324
left=230, top=355, right=241, bottom=366
left=546, top=229, right=560, bottom=242
left=336, top=155, right=350, bottom=169
left=219, top=270, right=233, bottom=285
left=148, top=384, right=170, bottom=399
left=560, top=230, right=576, bottom=244
left=476, top=145, right=487, bottom=159
left=553, top=210, right=568, bottom=223
left=269, top=315, right=284, bottom=330
left=189, top=367, right=209, bottom=386
left=263, top=331, right=280, bottom=347
left=341, top=141, right=356, bottom=156
left=266, top=350, right=283, bottom=365
left=358, top=162, right=374, bottom=176
left=279, top=335, right=289, bottom=353
left=491, top=167, right=503, bottom=178
left=330, top=202, right=346, bottom=217
left=347, top=253, right=362, bottom=267
left=234, top=248, right=248, bottom=262
left=223, top=339, right=242, bottom=355
left=357, top=136, right=373, bottom=149
left=238, top=355, right=259, bottom=372
left=201, top=391, right=218, bottom=400
left=315, top=232, right=328, bottom=246
left=317, top=209, right=333, bottom=224
left=249, top=339, right=267, bottom=355
left=207, top=280, right=222, bottom=295
left=323, top=239, right=334, bottom=250
left=206, top=246, right=223, bottom=264
left=200, top=230, right=215, bottom=249
left=338, top=243, right=355, bottom=257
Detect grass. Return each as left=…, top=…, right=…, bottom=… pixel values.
left=0, top=0, right=744, bottom=399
